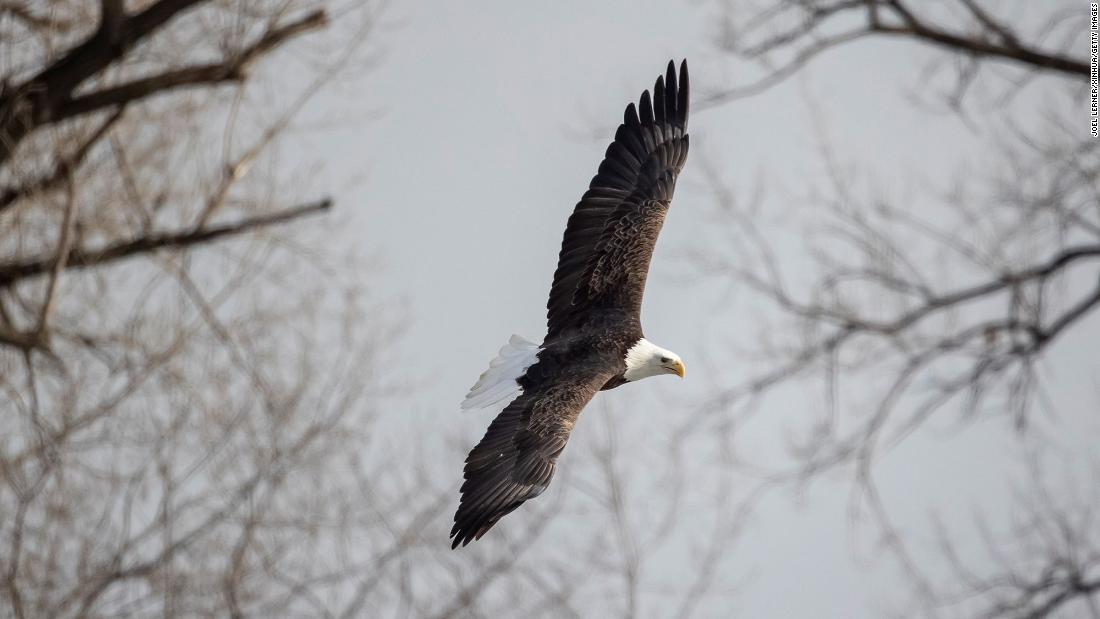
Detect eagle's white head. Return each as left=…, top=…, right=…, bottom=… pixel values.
left=623, top=338, right=685, bottom=382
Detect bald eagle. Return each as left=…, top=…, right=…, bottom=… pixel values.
left=452, top=60, right=690, bottom=548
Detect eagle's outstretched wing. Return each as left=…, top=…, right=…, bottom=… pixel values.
left=453, top=61, right=691, bottom=548
left=450, top=361, right=614, bottom=548
left=545, top=60, right=690, bottom=340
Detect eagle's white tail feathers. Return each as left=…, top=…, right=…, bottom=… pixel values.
left=461, top=335, right=539, bottom=412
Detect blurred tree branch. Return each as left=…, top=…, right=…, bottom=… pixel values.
left=0, top=0, right=205, bottom=165
left=0, top=1, right=324, bottom=167
left=53, top=9, right=328, bottom=122
left=0, top=198, right=331, bottom=288
left=702, top=0, right=1099, bottom=615
left=0, top=2, right=436, bottom=617
left=0, top=105, right=125, bottom=213
left=705, top=0, right=1087, bottom=107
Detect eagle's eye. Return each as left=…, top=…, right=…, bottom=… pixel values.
left=659, top=356, right=670, bottom=363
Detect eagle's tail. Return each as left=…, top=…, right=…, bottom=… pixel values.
left=460, top=335, right=539, bottom=412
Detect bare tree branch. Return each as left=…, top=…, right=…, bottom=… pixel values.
left=0, top=2, right=73, bottom=33
left=0, top=198, right=332, bottom=288
left=34, top=173, right=78, bottom=337
left=0, top=105, right=125, bottom=213
left=54, top=10, right=328, bottom=122
left=871, top=0, right=1085, bottom=76
left=0, top=0, right=206, bottom=165
left=708, top=0, right=1087, bottom=107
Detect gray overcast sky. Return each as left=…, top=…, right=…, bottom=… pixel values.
left=290, top=1, right=1097, bottom=615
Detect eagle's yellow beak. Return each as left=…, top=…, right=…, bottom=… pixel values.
left=668, top=360, right=686, bottom=378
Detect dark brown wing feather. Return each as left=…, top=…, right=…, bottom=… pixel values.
left=545, top=60, right=690, bottom=340
left=450, top=362, right=613, bottom=548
